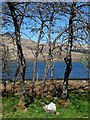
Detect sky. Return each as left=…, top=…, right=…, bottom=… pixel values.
left=1, top=2, right=89, bottom=44
left=21, top=15, right=68, bottom=43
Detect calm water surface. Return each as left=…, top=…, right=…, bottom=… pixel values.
left=2, top=61, right=89, bottom=80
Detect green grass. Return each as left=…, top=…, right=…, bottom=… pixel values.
left=2, top=93, right=88, bottom=118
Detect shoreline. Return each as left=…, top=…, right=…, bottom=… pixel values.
left=1, top=78, right=89, bottom=82
left=1, top=79, right=89, bottom=93
left=1, top=79, right=89, bottom=98
left=6, top=59, right=87, bottom=62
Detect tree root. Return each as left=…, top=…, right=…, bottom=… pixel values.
left=13, top=99, right=28, bottom=112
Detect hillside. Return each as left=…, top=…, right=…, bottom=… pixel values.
left=0, top=34, right=88, bottom=61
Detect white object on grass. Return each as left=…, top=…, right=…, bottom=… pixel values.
left=43, top=102, right=56, bottom=113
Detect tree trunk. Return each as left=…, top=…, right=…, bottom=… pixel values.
left=32, top=24, right=43, bottom=96
left=61, top=3, right=76, bottom=100
left=11, top=58, right=19, bottom=95
left=17, top=37, right=26, bottom=101
left=2, top=45, right=10, bottom=93
left=62, top=57, right=72, bottom=100
left=32, top=59, right=37, bottom=96
left=43, top=62, right=49, bottom=83
left=50, top=60, right=54, bottom=80
left=2, top=45, right=7, bottom=93
left=8, top=3, right=26, bottom=102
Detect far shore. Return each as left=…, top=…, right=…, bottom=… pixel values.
left=1, top=78, right=89, bottom=84
left=1, top=79, right=89, bottom=84
left=7, top=59, right=85, bottom=62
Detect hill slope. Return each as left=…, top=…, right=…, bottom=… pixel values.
left=0, top=34, right=88, bottom=61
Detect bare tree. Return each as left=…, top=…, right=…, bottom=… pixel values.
left=43, top=3, right=55, bottom=84
left=32, top=6, right=44, bottom=96
left=61, top=3, right=76, bottom=100
left=61, top=2, right=89, bottom=100
left=7, top=2, right=27, bottom=104
left=2, top=2, right=89, bottom=102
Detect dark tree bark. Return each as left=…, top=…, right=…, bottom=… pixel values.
left=7, top=3, right=26, bottom=102
left=62, top=3, right=76, bottom=100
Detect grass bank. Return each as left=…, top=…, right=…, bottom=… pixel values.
left=2, top=92, right=88, bottom=118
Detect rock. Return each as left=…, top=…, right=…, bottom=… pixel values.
left=43, top=102, right=56, bottom=113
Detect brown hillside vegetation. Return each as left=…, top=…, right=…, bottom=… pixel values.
left=0, top=34, right=88, bottom=61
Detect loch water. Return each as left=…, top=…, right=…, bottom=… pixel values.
left=2, top=61, right=89, bottom=80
